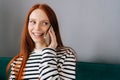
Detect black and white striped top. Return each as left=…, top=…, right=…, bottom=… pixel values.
left=9, top=47, right=76, bottom=80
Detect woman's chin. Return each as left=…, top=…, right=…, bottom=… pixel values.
left=32, top=36, right=42, bottom=41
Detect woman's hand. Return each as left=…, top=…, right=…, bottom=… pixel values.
left=48, top=27, right=58, bottom=49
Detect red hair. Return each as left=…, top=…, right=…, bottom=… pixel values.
left=6, top=3, right=63, bottom=79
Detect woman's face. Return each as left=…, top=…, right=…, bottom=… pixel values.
left=28, top=9, right=50, bottom=44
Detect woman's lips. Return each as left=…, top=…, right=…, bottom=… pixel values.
left=32, top=32, right=44, bottom=38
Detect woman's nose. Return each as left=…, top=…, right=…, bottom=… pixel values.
left=34, top=24, right=42, bottom=31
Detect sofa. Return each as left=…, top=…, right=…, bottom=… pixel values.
left=0, top=57, right=120, bottom=80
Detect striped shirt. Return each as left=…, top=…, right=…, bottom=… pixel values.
left=9, top=47, right=76, bottom=80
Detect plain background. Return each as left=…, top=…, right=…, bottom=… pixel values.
left=0, top=0, right=120, bottom=64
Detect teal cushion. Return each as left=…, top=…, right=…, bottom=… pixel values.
left=76, top=62, right=120, bottom=80
left=0, top=57, right=11, bottom=80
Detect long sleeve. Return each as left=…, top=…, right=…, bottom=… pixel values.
left=39, top=48, right=59, bottom=80
left=39, top=47, right=76, bottom=80
left=57, top=47, right=76, bottom=80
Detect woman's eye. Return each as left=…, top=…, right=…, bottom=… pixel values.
left=29, top=20, right=36, bottom=24
left=42, top=22, right=49, bottom=26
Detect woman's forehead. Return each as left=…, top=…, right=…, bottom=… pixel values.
left=29, top=9, right=49, bottom=21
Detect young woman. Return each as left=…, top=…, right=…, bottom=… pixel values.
left=7, top=3, right=76, bottom=80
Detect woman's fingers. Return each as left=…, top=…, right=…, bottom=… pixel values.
left=48, top=27, right=58, bottom=49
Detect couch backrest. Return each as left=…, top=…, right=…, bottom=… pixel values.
left=76, top=62, right=120, bottom=80
left=1, top=57, right=120, bottom=80
left=0, top=57, right=11, bottom=80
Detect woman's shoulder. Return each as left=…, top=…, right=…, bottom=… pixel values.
left=56, top=46, right=77, bottom=61
left=56, top=46, right=76, bottom=56
left=10, top=55, right=23, bottom=66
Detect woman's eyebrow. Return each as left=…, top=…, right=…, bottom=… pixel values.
left=29, top=18, right=36, bottom=21
left=41, top=19, right=49, bottom=22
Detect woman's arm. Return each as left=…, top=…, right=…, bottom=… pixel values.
left=39, top=48, right=59, bottom=80
left=58, top=47, right=76, bottom=80
left=39, top=47, right=76, bottom=80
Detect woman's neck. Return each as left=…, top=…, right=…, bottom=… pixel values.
left=35, top=42, right=47, bottom=50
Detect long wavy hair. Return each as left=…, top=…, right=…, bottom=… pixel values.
left=6, top=3, right=63, bottom=79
